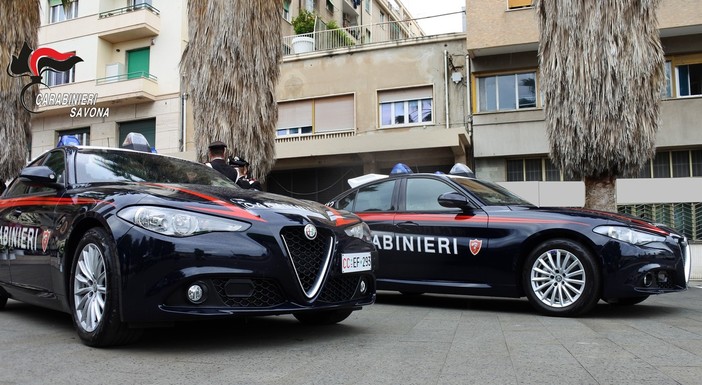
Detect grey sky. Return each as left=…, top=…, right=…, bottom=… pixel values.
left=401, top=0, right=465, bottom=35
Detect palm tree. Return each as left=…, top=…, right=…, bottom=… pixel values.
left=537, top=0, right=664, bottom=212
left=0, top=1, right=40, bottom=182
left=181, top=0, right=281, bottom=183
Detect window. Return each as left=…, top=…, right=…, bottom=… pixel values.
left=508, top=0, right=533, bottom=9
left=44, top=66, right=75, bottom=86
left=119, top=118, right=156, bottom=149
left=58, top=127, right=90, bottom=146
left=352, top=180, right=396, bottom=212
left=126, top=47, right=150, bottom=80
left=378, top=87, right=433, bottom=128
left=637, top=149, right=702, bottom=178
left=405, top=178, right=456, bottom=211
left=49, top=0, right=78, bottom=23
left=305, top=0, right=315, bottom=12
left=4, top=151, right=65, bottom=197
left=662, top=61, right=672, bottom=98
left=277, top=95, right=355, bottom=138
left=365, top=0, right=371, bottom=13
left=678, top=63, right=702, bottom=97
left=282, top=0, right=291, bottom=21
left=478, top=71, right=537, bottom=112
left=506, top=158, right=574, bottom=181
left=326, top=0, right=334, bottom=13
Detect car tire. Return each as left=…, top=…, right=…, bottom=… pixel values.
left=293, top=309, right=354, bottom=325
left=604, top=296, right=649, bottom=306
left=523, top=239, right=600, bottom=317
left=0, top=290, right=7, bottom=310
left=70, top=227, right=142, bottom=347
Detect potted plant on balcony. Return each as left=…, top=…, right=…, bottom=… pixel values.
left=291, top=9, right=316, bottom=54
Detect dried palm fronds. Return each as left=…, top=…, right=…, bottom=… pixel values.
left=537, top=0, right=664, bottom=179
left=182, top=0, right=281, bottom=182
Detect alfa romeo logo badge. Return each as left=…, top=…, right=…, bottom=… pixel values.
left=304, top=224, right=317, bottom=240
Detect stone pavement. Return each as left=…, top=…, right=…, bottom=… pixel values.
left=1, top=283, right=701, bottom=385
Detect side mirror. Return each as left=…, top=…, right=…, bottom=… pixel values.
left=19, top=166, right=62, bottom=189
left=438, top=192, right=473, bottom=210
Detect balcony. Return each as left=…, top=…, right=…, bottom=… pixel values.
left=97, top=4, right=160, bottom=43
left=34, top=72, right=158, bottom=115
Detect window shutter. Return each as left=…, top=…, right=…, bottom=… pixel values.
left=314, top=95, right=354, bottom=133
left=278, top=100, right=313, bottom=129
left=378, top=86, right=432, bottom=103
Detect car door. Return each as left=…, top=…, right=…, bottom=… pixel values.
left=392, top=176, right=490, bottom=285
left=0, top=150, right=65, bottom=293
left=334, top=178, right=400, bottom=278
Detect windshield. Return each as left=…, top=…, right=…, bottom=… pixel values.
left=75, top=149, right=238, bottom=187
left=449, top=176, right=533, bottom=206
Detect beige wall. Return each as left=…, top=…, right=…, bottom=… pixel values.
left=275, top=35, right=470, bottom=170
left=466, top=0, right=702, bottom=56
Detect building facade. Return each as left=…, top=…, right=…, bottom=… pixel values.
left=465, top=0, right=702, bottom=276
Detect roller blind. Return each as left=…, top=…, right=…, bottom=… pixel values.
left=378, top=86, right=432, bottom=103
left=314, top=95, right=354, bottom=133
left=278, top=100, right=313, bottom=129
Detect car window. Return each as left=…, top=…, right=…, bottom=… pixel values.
left=334, top=191, right=356, bottom=211
left=353, top=180, right=396, bottom=212
left=449, top=176, right=532, bottom=206
left=405, top=178, right=458, bottom=211
left=3, top=152, right=63, bottom=198
left=75, top=150, right=237, bottom=187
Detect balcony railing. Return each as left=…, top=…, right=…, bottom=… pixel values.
left=283, top=14, right=464, bottom=55
left=95, top=71, right=158, bottom=85
left=98, top=3, right=160, bottom=19
left=275, top=130, right=355, bottom=143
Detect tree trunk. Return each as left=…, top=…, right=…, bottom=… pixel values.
left=584, top=175, right=616, bottom=213
left=0, top=1, right=39, bottom=181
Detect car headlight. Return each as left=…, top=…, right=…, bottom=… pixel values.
left=118, top=206, right=250, bottom=237
left=344, top=222, right=372, bottom=243
left=593, top=225, right=666, bottom=245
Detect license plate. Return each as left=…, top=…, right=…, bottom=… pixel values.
left=341, top=252, right=372, bottom=273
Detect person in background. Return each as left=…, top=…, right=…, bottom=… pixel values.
left=206, top=141, right=239, bottom=182
left=229, top=156, right=262, bottom=190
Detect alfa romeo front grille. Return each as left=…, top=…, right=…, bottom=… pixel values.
left=280, top=226, right=333, bottom=299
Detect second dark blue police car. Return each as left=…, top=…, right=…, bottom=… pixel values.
left=0, top=144, right=376, bottom=346
left=327, top=164, right=691, bottom=316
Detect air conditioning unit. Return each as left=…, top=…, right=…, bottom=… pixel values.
left=105, top=63, right=124, bottom=82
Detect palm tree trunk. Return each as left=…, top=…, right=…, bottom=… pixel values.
left=584, top=175, right=616, bottom=213
left=0, top=1, right=39, bottom=181
left=181, top=0, right=281, bottom=183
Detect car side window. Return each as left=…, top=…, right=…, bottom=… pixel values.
left=334, top=191, right=356, bottom=211
left=353, top=180, right=396, bottom=212
left=405, top=178, right=458, bottom=211
left=42, top=151, right=66, bottom=184
left=2, top=152, right=61, bottom=197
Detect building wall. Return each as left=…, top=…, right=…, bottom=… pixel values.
left=31, top=0, right=187, bottom=158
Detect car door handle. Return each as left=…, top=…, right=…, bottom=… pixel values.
left=397, top=221, right=418, bottom=228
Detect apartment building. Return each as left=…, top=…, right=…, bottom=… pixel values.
left=29, top=0, right=468, bottom=204
left=30, top=0, right=191, bottom=156
left=465, top=0, right=702, bottom=275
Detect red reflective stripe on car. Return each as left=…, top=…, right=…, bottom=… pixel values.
left=357, top=213, right=396, bottom=222
left=0, top=196, right=106, bottom=208
left=145, top=183, right=265, bottom=222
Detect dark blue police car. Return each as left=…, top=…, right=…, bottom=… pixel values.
left=0, top=146, right=376, bottom=346
left=326, top=164, right=690, bottom=316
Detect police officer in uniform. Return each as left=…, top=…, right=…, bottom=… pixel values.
left=206, top=141, right=239, bottom=182
left=229, top=156, right=262, bottom=190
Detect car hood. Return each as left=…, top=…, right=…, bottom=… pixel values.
left=112, top=182, right=359, bottom=228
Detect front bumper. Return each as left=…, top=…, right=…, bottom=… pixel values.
left=115, top=224, right=377, bottom=323
left=600, top=235, right=689, bottom=299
